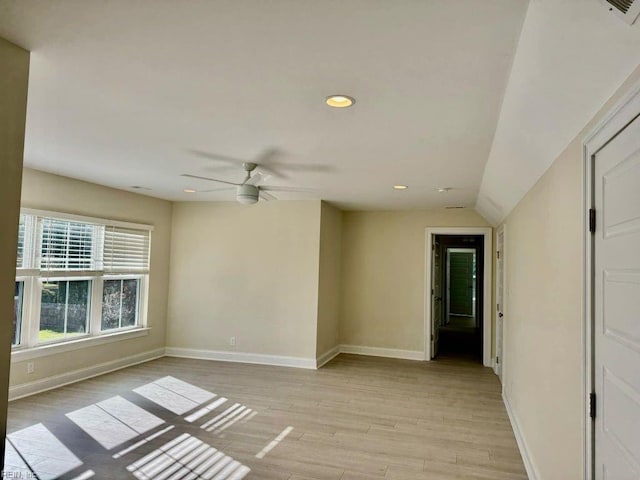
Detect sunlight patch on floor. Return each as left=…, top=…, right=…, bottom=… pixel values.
left=134, top=376, right=215, bottom=415
left=127, top=432, right=250, bottom=480
left=66, top=395, right=164, bottom=449
left=7, top=423, right=83, bottom=480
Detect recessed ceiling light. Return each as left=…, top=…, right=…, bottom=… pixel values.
left=325, top=95, right=355, bottom=108
left=130, top=185, right=151, bottom=190
left=183, top=188, right=196, bottom=193
left=393, top=185, right=408, bottom=190
left=438, top=187, right=452, bottom=193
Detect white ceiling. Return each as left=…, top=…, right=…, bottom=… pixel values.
left=1, top=1, right=639, bottom=215
left=0, top=0, right=529, bottom=209
left=477, top=0, right=640, bottom=224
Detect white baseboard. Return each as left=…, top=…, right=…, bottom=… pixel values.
left=340, top=344, right=424, bottom=361
left=503, top=390, right=538, bottom=480
left=165, top=347, right=317, bottom=370
left=9, top=348, right=166, bottom=401
left=316, top=345, right=341, bottom=368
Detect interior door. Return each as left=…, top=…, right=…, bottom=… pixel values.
left=431, top=237, right=441, bottom=358
left=448, top=250, right=475, bottom=316
left=495, top=228, right=504, bottom=380
left=593, top=114, right=640, bottom=479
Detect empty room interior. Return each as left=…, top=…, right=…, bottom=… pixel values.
left=1, top=1, right=640, bottom=479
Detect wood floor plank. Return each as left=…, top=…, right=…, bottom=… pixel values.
left=6, top=354, right=526, bottom=479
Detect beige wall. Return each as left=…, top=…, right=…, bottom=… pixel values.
left=167, top=201, right=322, bottom=360
left=316, top=202, right=342, bottom=358
left=340, top=209, right=489, bottom=352
left=0, top=37, right=29, bottom=458
left=11, top=168, right=173, bottom=386
left=501, top=66, right=640, bottom=480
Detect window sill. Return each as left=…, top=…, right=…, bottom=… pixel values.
left=11, top=327, right=151, bottom=362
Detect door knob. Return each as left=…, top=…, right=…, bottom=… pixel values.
left=498, top=312, right=504, bottom=318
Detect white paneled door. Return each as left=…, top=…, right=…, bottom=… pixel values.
left=593, top=114, right=640, bottom=479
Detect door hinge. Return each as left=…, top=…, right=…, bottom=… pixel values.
left=431, top=334, right=434, bottom=341
left=496, top=356, right=499, bottom=364
left=589, top=392, right=596, bottom=420
left=589, top=209, right=596, bottom=234
left=431, top=288, right=434, bottom=295
left=497, top=250, right=500, bottom=259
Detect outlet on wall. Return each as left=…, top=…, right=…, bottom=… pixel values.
left=229, top=336, right=236, bottom=347
left=27, top=362, right=35, bottom=374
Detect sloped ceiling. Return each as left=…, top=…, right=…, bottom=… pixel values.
left=477, top=0, right=640, bottom=225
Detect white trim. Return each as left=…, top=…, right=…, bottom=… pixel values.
left=339, top=344, right=424, bottom=361
left=316, top=345, right=341, bottom=368
left=11, top=327, right=151, bottom=362
left=9, top=347, right=164, bottom=401
left=582, top=76, right=640, bottom=480
left=21, top=207, right=154, bottom=231
left=424, top=227, right=493, bottom=366
left=165, top=347, right=317, bottom=370
left=503, top=390, right=539, bottom=480
left=494, top=224, right=507, bottom=382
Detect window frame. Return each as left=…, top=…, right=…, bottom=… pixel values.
left=98, top=274, right=146, bottom=334
left=12, top=208, right=153, bottom=357
left=36, top=276, right=94, bottom=346
left=13, top=279, right=26, bottom=347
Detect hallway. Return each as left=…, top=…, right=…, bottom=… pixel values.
left=438, top=315, right=483, bottom=362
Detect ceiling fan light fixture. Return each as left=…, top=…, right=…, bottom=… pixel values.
left=237, top=184, right=259, bottom=205
left=325, top=95, right=355, bottom=108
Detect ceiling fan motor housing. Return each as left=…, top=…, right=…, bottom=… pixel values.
left=237, top=184, right=259, bottom=204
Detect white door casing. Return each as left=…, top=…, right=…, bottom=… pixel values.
left=424, top=227, right=493, bottom=366
left=495, top=225, right=505, bottom=380
left=584, top=77, right=640, bottom=480
left=431, top=235, right=440, bottom=358
left=592, top=114, right=640, bottom=479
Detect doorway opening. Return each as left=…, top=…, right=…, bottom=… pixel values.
left=432, top=235, right=484, bottom=362
left=424, top=227, right=492, bottom=367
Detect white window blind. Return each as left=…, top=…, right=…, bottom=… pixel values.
left=16, top=215, right=25, bottom=268
left=102, top=226, right=150, bottom=273
left=40, top=218, right=96, bottom=271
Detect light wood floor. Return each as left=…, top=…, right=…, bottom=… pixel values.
left=6, top=354, right=527, bottom=479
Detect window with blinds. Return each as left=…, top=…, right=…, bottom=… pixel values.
left=13, top=210, right=152, bottom=347
left=40, top=218, right=96, bottom=271
left=102, top=226, right=150, bottom=273
left=17, top=215, right=36, bottom=269
left=16, top=215, right=25, bottom=268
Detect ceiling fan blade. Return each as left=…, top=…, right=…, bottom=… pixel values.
left=255, top=148, right=279, bottom=165
left=260, top=185, right=314, bottom=193
left=259, top=191, right=278, bottom=201
left=199, top=187, right=235, bottom=193
left=189, top=149, right=244, bottom=166
left=245, top=172, right=264, bottom=186
left=181, top=174, right=240, bottom=186
left=268, top=162, right=334, bottom=173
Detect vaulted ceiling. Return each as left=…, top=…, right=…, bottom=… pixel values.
left=0, top=1, right=639, bottom=219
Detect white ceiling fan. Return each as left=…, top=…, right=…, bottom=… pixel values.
left=181, top=162, right=311, bottom=204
